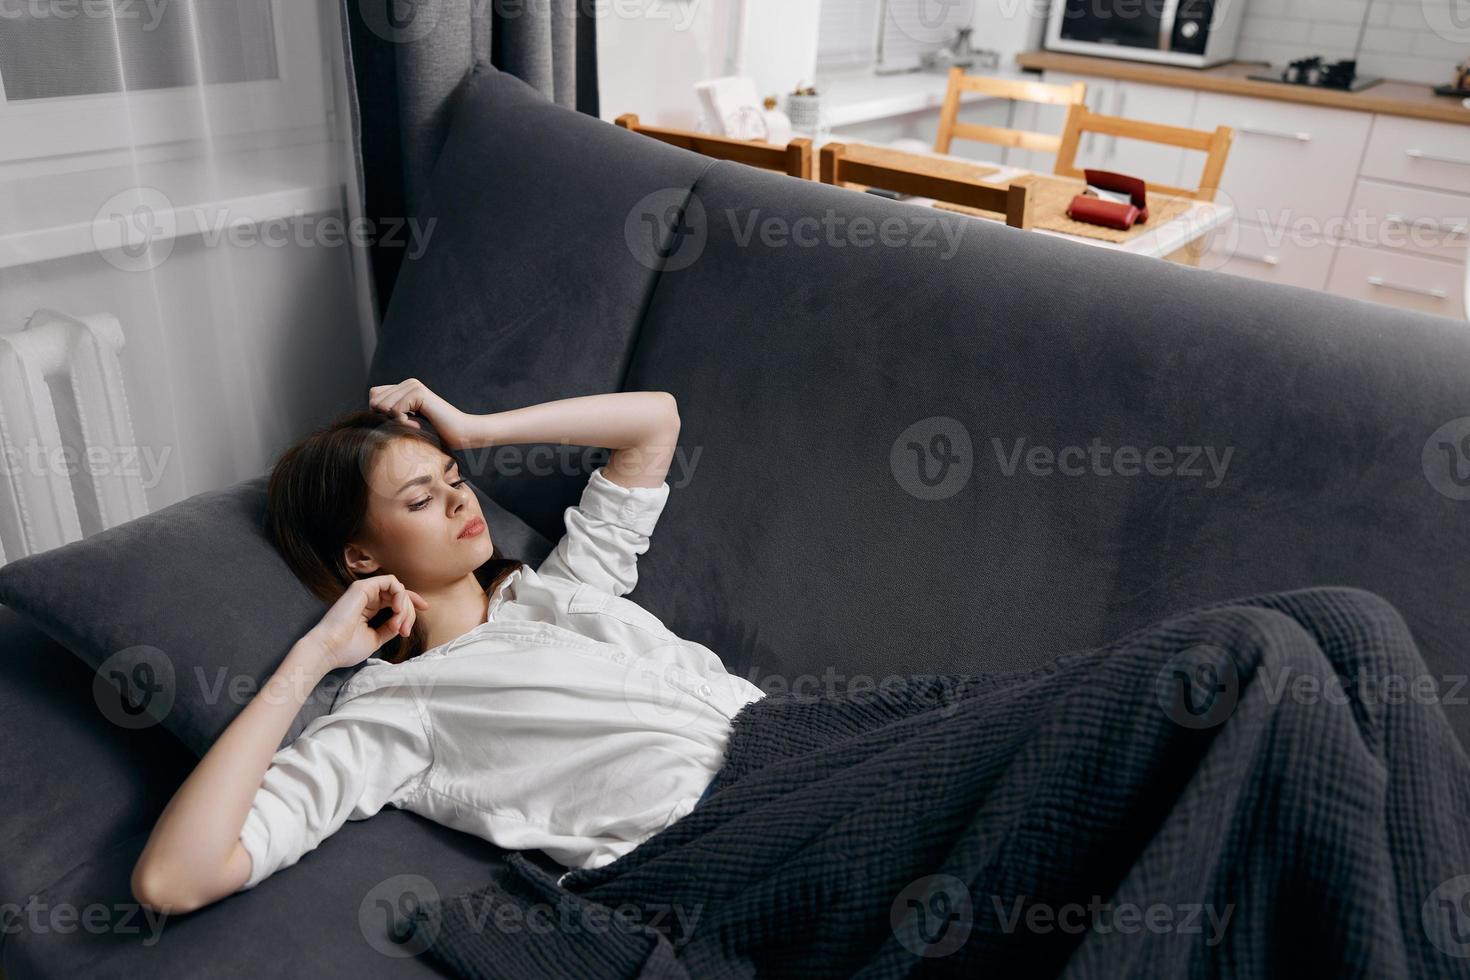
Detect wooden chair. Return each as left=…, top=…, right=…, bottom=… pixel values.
left=818, top=143, right=1033, bottom=230
left=614, top=113, right=812, bottom=180
left=934, top=68, right=1087, bottom=159
left=1054, top=107, right=1234, bottom=202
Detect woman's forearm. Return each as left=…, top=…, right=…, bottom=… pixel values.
left=465, top=392, right=677, bottom=451
left=462, top=391, right=680, bottom=486
left=131, top=639, right=330, bottom=912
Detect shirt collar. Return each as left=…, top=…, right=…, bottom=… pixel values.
left=486, top=566, right=523, bottom=619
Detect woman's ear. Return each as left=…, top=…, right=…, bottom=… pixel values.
left=343, top=542, right=380, bottom=576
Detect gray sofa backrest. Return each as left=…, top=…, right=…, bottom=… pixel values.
left=370, top=63, right=1470, bottom=744
left=368, top=63, right=716, bottom=536
left=629, top=160, right=1470, bottom=730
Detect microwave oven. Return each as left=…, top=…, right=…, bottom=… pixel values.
left=1043, top=0, right=1245, bottom=69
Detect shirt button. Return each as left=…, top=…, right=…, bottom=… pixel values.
left=698, top=684, right=712, bottom=697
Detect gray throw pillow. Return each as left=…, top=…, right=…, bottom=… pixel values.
left=0, top=473, right=551, bottom=756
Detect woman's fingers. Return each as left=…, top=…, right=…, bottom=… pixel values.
left=368, top=380, right=423, bottom=423
left=386, top=590, right=402, bottom=634
left=356, top=575, right=427, bottom=640
left=397, top=591, right=415, bottom=636
left=387, top=581, right=423, bottom=637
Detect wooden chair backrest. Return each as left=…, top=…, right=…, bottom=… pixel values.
left=934, top=68, right=1088, bottom=157
left=615, top=113, right=812, bottom=180
left=1054, top=107, right=1235, bottom=202
left=818, top=143, right=1033, bottom=230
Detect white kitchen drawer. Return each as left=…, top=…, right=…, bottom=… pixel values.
left=1344, top=178, right=1470, bottom=263
left=1204, top=216, right=1336, bottom=291
left=1191, top=91, right=1371, bottom=226
left=1360, top=115, right=1470, bottom=196
left=1326, top=242, right=1467, bottom=320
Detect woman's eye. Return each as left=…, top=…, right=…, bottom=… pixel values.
left=409, top=478, right=467, bottom=511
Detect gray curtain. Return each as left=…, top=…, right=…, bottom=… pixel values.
left=341, top=0, right=599, bottom=313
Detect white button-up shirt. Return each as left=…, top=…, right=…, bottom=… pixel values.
left=236, top=465, right=766, bottom=891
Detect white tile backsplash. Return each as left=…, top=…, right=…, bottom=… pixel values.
left=1234, top=0, right=1468, bottom=86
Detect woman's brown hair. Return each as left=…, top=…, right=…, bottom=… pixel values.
left=264, top=409, right=524, bottom=664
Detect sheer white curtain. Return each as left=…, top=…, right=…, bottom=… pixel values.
left=0, top=0, right=375, bottom=556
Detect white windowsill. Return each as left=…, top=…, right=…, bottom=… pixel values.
left=0, top=139, right=346, bottom=271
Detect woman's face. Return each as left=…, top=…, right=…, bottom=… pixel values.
left=344, top=437, right=494, bottom=588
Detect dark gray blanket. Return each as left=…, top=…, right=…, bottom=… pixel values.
left=406, top=588, right=1470, bottom=978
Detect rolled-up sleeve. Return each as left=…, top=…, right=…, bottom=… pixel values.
left=535, top=465, right=671, bottom=597
left=236, top=686, right=432, bottom=892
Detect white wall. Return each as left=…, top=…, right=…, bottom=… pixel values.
left=732, top=1, right=822, bottom=98
left=597, top=0, right=823, bottom=128
left=1236, top=0, right=1466, bottom=86
left=595, top=0, right=1053, bottom=130
left=597, top=0, right=732, bottom=127
left=971, top=1, right=1049, bottom=66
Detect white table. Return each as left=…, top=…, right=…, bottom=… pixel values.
left=811, top=136, right=1235, bottom=262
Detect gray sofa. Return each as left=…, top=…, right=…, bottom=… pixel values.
left=5, top=62, right=1470, bottom=977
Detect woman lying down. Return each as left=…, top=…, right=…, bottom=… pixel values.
left=130, top=382, right=1470, bottom=979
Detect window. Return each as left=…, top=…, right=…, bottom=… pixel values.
left=0, top=0, right=278, bottom=101
left=817, top=0, right=975, bottom=71
left=0, top=0, right=328, bottom=165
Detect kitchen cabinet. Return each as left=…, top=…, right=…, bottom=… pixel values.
left=1187, top=92, right=1372, bottom=293
left=1190, top=92, right=1371, bottom=228
left=1202, top=216, right=1339, bottom=292
left=1360, top=116, right=1470, bottom=196
left=1327, top=242, right=1467, bottom=319
left=1332, top=113, right=1470, bottom=320
left=1019, top=61, right=1468, bottom=319
left=1344, top=179, right=1468, bottom=263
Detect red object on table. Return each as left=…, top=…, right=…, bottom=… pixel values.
left=1067, top=169, right=1150, bottom=230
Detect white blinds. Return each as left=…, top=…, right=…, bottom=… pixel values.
left=817, top=0, right=881, bottom=68
left=817, top=0, right=973, bottom=70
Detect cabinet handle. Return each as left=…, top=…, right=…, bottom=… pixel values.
left=1239, top=125, right=1312, bottom=142
left=1233, top=250, right=1281, bottom=267
left=1366, top=275, right=1448, bottom=300
left=1084, top=87, right=1104, bottom=155
left=1406, top=149, right=1470, bottom=168
left=1385, top=213, right=1470, bottom=236
left=1107, top=87, right=1124, bottom=160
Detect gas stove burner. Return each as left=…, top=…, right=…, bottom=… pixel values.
left=1246, top=56, right=1384, bottom=92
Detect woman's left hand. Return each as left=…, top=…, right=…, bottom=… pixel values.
left=369, top=379, right=473, bottom=450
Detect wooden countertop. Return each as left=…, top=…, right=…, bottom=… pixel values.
left=1016, top=51, right=1470, bottom=126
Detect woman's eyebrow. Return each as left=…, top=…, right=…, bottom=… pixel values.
left=397, top=457, right=456, bottom=495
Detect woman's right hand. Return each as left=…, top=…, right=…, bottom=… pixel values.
left=303, top=575, right=429, bottom=673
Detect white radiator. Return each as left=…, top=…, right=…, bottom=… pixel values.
left=0, top=309, right=150, bottom=565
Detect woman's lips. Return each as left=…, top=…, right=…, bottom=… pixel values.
left=458, top=517, right=486, bottom=540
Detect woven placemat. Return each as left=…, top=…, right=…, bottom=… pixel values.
left=935, top=173, right=1196, bottom=242
left=840, top=144, right=999, bottom=184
